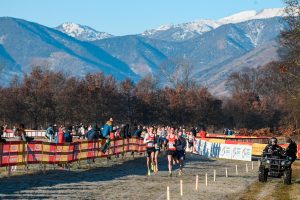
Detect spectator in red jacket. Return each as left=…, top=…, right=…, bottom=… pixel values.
left=58, top=127, right=65, bottom=143
left=196, top=128, right=205, bottom=138
left=199, top=127, right=207, bottom=138
left=55, top=126, right=65, bottom=143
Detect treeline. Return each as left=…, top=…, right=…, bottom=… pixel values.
left=0, top=69, right=223, bottom=129
left=0, top=58, right=296, bottom=131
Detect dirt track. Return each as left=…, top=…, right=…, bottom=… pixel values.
left=0, top=153, right=258, bottom=200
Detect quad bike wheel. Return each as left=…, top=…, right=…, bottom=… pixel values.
left=258, top=165, right=268, bottom=182
left=283, top=168, right=292, bottom=185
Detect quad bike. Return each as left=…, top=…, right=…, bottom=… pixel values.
left=258, top=150, right=292, bottom=185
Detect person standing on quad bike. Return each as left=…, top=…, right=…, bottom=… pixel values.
left=286, top=137, right=297, bottom=164
left=263, top=137, right=284, bottom=156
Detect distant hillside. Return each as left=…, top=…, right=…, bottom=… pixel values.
left=0, top=8, right=287, bottom=95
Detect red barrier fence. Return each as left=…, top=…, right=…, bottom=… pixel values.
left=1, top=136, right=298, bottom=167
left=0, top=138, right=146, bottom=167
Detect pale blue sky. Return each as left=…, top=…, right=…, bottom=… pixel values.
left=1, top=0, right=285, bottom=35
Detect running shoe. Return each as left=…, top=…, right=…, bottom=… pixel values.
left=168, top=171, right=172, bottom=177
left=178, top=170, right=182, bottom=176
left=151, top=163, right=154, bottom=171
left=148, top=170, right=151, bottom=176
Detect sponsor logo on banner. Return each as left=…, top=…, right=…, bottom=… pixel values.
left=10, top=145, right=19, bottom=152
left=35, top=144, right=42, bottom=151
left=9, top=156, right=18, bottom=163
left=220, top=145, right=231, bottom=159
left=195, top=139, right=252, bottom=161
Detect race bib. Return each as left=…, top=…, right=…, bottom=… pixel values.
left=168, top=143, right=175, bottom=148
left=147, top=141, right=154, bottom=147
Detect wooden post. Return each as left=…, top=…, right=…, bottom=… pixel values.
left=167, top=186, right=170, bottom=200
left=225, top=168, right=228, bottom=178
left=246, top=163, right=249, bottom=173
left=235, top=165, right=238, bottom=176
left=195, top=175, right=199, bottom=191
left=180, top=180, right=183, bottom=196
left=205, top=173, right=208, bottom=186
left=213, top=170, right=216, bottom=182
left=251, top=161, right=254, bottom=170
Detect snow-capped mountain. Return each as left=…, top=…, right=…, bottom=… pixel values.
left=141, top=20, right=222, bottom=41
left=219, top=8, right=285, bottom=24
left=0, top=8, right=288, bottom=95
left=0, top=17, right=137, bottom=82
left=56, top=22, right=113, bottom=41
left=142, top=8, right=284, bottom=41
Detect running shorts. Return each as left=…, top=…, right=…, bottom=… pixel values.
left=146, top=147, right=155, bottom=157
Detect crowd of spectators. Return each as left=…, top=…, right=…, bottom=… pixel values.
left=0, top=119, right=210, bottom=146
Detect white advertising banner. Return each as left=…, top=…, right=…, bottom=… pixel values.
left=194, top=139, right=252, bottom=161
left=3, top=130, right=46, bottom=138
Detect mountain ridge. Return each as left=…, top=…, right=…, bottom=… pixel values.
left=0, top=8, right=287, bottom=96
left=56, top=22, right=114, bottom=41
left=141, top=8, right=284, bottom=42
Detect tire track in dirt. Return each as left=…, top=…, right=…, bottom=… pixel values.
left=256, top=181, right=277, bottom=200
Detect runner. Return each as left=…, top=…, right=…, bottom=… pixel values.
left=161, top=126, right=168, bottom=151
left=182, top=128, right=187, bottom=139
left=167, top=127, right=177, bottom=177
left=144, top=126, right=156, bottom=176
left=187, top=131, right=194, bottom=152
left=175, top=130, right=187, bottom=176
left=154, top=128, right=162, bottom=173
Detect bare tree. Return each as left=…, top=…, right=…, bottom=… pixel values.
left=160, top=58, right=196, bottom=89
